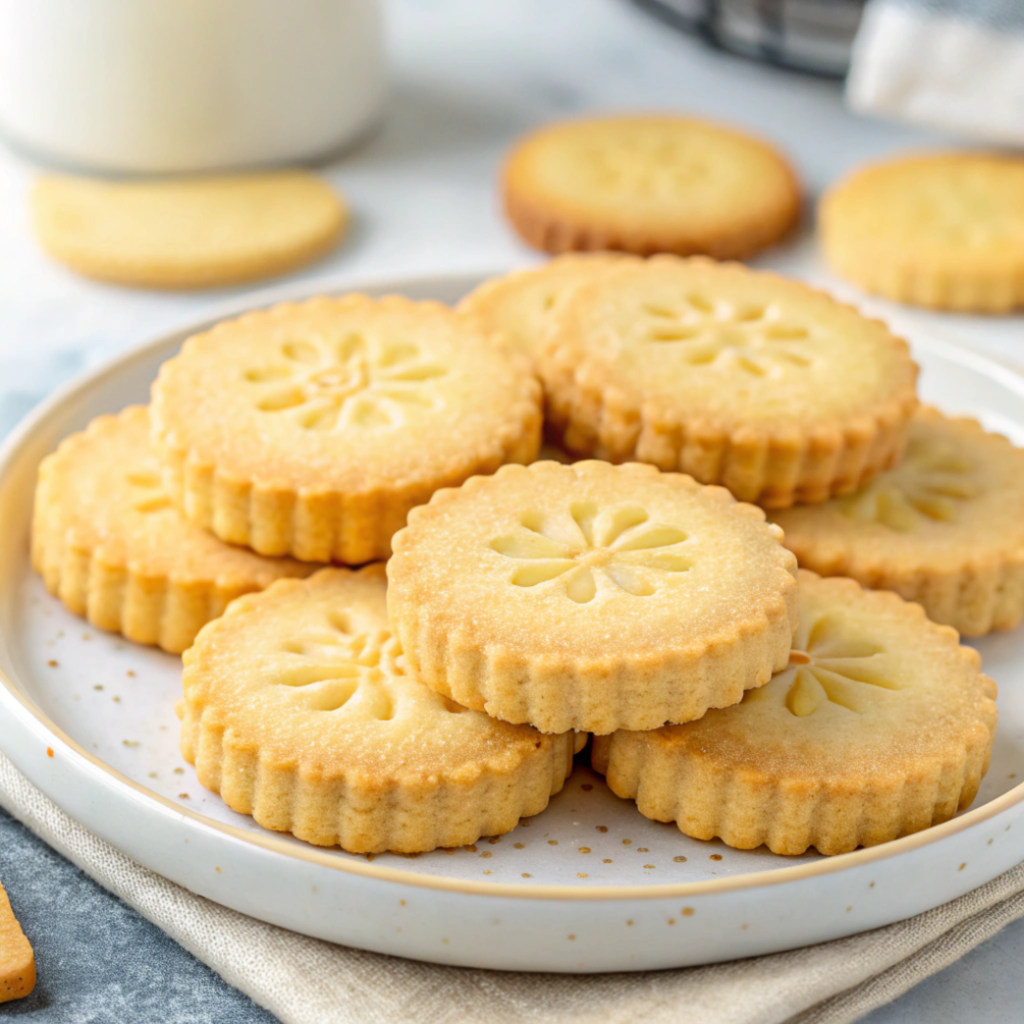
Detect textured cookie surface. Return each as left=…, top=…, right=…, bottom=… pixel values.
left=32, top=171, right=346, bottom=289
left=180, top=566, right=576, bottom=853
left=503, top=115, right=800, bottom=259
left=821, top=153, right=1024, bottom=312
left=31, top=406, right=318, bottom=654
left=0, top=882, right=35, bottom=1004
left=593, top=571, right=998, bottom=856
left=541, top=256, right=918, bottom=506
left=151, top=295, right=542, bottom=563
left=387, top=460, right=799, bottom=735
left=458, top=254, right=631, bottom=362
left=771, top=409, right=1024, bottom=636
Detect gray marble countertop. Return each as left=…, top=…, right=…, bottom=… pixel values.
left=1, top=1, right=1023, bottom=1021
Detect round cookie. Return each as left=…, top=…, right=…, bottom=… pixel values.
left=458, top=254, right=632, bottom=363
left=150, top=295, right=542, bottom=563
left=32, top=171, right=346, bottom=289
left=593, top=571, right=998, bottom=856
left=821, top=153, right=1024, bottom=312
left=540, top=255, right=919, bottom=507
left=31, top=406, right=319, bottom=654
left=180, top=566, right=577, bottom=853
left=770, top=408, right=1024, bottom=636
left=387, top=460, right=799, bottom=735
left=502, top=115, right=801, bottom=259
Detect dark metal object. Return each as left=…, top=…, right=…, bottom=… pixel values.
left=631, top=0, right=868, bottom=78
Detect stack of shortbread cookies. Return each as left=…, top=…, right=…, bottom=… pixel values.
left=32, top=255, right=1007, bottom=858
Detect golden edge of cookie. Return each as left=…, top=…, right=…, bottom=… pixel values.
left=0, top=883, right=35, bottom=1005
left=178, top=574, right=577, bottom=854
left=387, top=461, right=800, bottom=736
left=30, top=411, right=305, bottom=656
left=592, top=584, right=998, bottom=857
left=501, top=121, right=801, bottom=260
left=541, top=256, right=919, bottom=508
left=776, top=412, right=1024, bottom=636
left=32, top=174, right=347, bottom=291
left=150, top=295, right=543, bottom=564
left=820, top=162, right=1024, bottom=314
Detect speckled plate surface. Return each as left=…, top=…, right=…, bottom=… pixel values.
left=2, top=271, right=1024, bottom=973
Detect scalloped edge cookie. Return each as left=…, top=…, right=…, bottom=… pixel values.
left=150, top=294, right=542, bottom=563
left=541, top=255, right=919, bottom=507
left=32, top=406, right=320, bottom=654
left=593, top=572, right=998, bottom=856
left=770, top=408, right=1024, bottom=637
left=179, top=565, right=578, bottom=853
left=387, top=460, right=799, bottom=735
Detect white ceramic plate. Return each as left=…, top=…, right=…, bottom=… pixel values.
left=2, top=272, right=1024, bottom=973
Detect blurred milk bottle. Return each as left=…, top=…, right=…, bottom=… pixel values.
left=0, top=0, right=386, bottom=173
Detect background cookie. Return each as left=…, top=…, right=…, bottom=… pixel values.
left=820, top=153, right=1024, bottom=312
left=32, top=171, right=346, bottom=289
left=0, top=881, right=35, bottom=1004
left=502, top=114, right=801, bottom=259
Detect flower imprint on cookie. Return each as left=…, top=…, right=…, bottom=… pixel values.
left=580, top=136, right=714, bottom=198
left=490, top=501, right=691, bottom=604
left=751, top=613, right=898, bottom=717
left=125, top=467, right=174, bottom=514
left=274, top=611, right=466, bottom=719
left=638, top=293, right=814, bottom=378
left=837, top=439, right=978, bottom=533
left=244, top=333, right=449, bottom=431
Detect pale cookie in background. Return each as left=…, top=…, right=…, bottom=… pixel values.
left=180, top=566, right=578, bottom=853
left=593, top=572, right=998, bottom=857
left=387, top=460, right=799, bottom=735
left=502, top=115, right=801, bottom=259
left=151, top=295, right=541, bottom=563
left=32, top=406, right=319, bottom=654
left=0, top=881, right=35, bottom=1004
left=457, top=253, right=633, bottom=363
left=32, top=171, right=346, bottom=289
left=820, top=153, right=1024, bottom=313
left=541, top=256, right=919, bottom=507
left=770, top=408, right=1024, bottom=637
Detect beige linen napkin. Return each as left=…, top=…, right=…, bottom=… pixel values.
left=3, top=751, right=1023, bottom=1024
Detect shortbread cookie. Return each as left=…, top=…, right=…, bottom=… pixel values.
left=541, top=256, right=919, bottom=507
left=180, top=566, right=576, bottom=853
left=0, top=882, right=35, bottom=1004
left=821, top=153, right=1024, bottom=312
left=458, top=254, right=632, bottom=362
left=502, top=115, right=800, bottom=258
left=387, top=460, right=799, bottom=735
left=593, top=572, right=998, bottom=856
left=770, top=409, right=1024, bottom=636
left=32, top=171, right=346, bottom=289
left=32, top=406, right=319, bottom=654
left=151, top=295, right=541, bottom=563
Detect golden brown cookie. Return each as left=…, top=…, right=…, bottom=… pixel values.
left=32, top=406, right=319, bottom=654
left=151, top=295, right=542, bottom=563
left=770, top=408, right=1024, bottom=636
left=32, top=171, right=346, bottom=289
left=541, top=255, right=919, bottom=507
left=0, top=882, right=35, bottom=1004
left=180, top=566, right=577, bottom=853
left=502, top=115, right=801, bottom=258
left=387, top=460, right=799, bottom=735
left=820, top=153, right=1024, bottom=312
left=593, top=572, right=998, bottom=856
left=457, top=254, right=633, bottom=362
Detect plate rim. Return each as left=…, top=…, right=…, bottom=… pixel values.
left=3, top=267, right=1024, bottom=904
